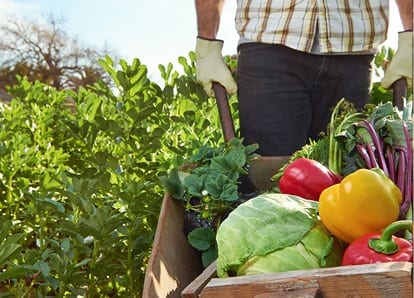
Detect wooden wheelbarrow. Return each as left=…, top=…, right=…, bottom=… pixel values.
left=143, top=79, right=410, bottom=298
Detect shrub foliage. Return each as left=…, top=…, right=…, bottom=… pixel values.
left=0, top=53, right=235, bottom=296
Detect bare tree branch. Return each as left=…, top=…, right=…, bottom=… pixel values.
left=0, top=15, right=116, bottom=91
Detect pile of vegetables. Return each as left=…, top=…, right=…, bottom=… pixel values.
left=162, top=98, right=413, bottom=276
left=276, top=100, right=412, bottom=221
left=266, top=100, right=413, bottom=272
left=216, top=160, right=411, bottom=277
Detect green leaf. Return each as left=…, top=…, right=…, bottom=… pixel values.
left=220, top=184, right=239, bottom=202
left=119, top=59, right=128, bottom=72
left=386, top=119, right=413, bottom=147
left=183, top=174, right=204, bottom=197
left=74, top=258, right=92, bottom=268
left=210, top=156, right=232, bottom=173
left=226, top=149, right=247, bottom=168
left=0, top=266, right=36, bottom=282
left=116, top=71, right=131, bottom=90
left=188, top=227, right=216, bottom=251
left=60, top=238, right=71, bottom=252
left=0, top=221, right=12, bottom=243
left=159, top=168, right=184, bottom=199
left=37, top=198, right=65, bottom=213
left=0, top=244, right=21, bottom=265
left=202, top=245, right=218, bottom=268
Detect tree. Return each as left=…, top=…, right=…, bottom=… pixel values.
left=0, top=15, right=115, bottom=91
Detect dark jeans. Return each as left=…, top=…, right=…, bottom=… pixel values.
left=237, top=43, right=374, bottom=156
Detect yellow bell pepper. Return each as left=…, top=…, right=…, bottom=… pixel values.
left=319, top=168, right=402, bottom=244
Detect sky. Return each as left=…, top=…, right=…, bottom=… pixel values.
left=0, top=0, right=403, bottom=83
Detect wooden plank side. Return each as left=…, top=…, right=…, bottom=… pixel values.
left=317, top=271, right=412, bottom=297
left=143, top=193, right=203, bottom=298
left=199, top=262, right=412, bottom=298
left=182, top=260, right=218, bottom=298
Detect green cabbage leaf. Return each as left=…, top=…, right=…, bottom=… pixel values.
left=216, top=194, right=343, bottom=277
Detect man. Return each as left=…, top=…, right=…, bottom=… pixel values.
left=194, top=0, right=412, bottom=156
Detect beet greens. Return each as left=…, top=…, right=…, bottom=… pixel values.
left=330, top=101, right=413, bottom=219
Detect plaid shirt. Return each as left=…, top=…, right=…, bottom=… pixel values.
left=235, top=0, right=389, bottom=54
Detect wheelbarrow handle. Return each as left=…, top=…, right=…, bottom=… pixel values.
left=213, top=82, right=236, bottom=142
left=212, top=82, right=260, bottom=194
left=392, top=78, right=408, bottom=110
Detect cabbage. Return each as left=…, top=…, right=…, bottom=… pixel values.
left=216, top=193, right=343, bottom=277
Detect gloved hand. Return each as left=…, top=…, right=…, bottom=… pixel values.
left=382, top=31, right=413, bottom=89
left=195, top=37, right=237, bottom=97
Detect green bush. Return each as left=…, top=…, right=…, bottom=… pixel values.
left=0, top=53, right=235, bottom=296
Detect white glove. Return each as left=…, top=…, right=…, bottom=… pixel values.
left=195, top=37, right=237, bottom=97
left=382, top=31, right=413, bottom=89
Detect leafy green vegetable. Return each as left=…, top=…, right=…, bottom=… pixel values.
left=327, top=98, right=363, bottom=175
left=161, top=138, right=259, bottom=221
left=161, top=138, right=259, bottom=266
left=216, top=194, right=343, bottom=277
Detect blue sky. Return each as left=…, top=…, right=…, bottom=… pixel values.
left=0, top=0, right=238, bottom=81
left=0, top=0, right=402, bottom=82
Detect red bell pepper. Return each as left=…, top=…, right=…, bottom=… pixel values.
left=342, top=220, right=413, bottom=265
left=278, top=158, right=341, bottom=201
